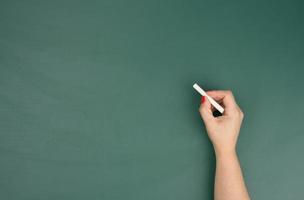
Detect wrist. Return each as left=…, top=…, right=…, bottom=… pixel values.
left=214, top=146, right=237, bottom=158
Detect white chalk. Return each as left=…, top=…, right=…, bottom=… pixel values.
left=193, top=83, right=224, bottom=114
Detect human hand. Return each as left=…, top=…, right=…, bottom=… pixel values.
left=199, top=90, right=244, bottom=156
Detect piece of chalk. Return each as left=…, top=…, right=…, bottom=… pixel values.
left=193, top=83, right=224, bottom=114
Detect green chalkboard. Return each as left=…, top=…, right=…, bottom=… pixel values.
left=1, top=0, right=304, bottom=199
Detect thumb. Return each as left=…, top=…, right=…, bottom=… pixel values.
left=199, top=95, right=215, bottom=124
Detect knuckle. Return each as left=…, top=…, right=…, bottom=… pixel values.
left=239, top=110, right=244, bottom=118
left=199, top=106, right=205, bottom=113
left=226, top=90, right=233, bottom=96
left=199, top=107, right=203, bottom=113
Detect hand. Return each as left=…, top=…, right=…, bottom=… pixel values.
left=199, top=90, right=244, bottom=156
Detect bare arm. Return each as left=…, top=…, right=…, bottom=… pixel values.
left=199, top=91, right=250, bottom=200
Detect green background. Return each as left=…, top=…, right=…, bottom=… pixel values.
left=1, top=0, right=303, bottom=199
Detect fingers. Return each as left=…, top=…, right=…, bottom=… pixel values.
left=206, top=90, right=237, bottom=114
left=199, top=95, right=215, bottom=124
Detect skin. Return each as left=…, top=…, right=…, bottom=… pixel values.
left=199, top=90, right=250, bottom=200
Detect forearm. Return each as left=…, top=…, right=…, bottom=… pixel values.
left=214, top=150, right=250, bottom=200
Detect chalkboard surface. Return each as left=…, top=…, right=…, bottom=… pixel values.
left=1, top=0, right=303, bottom=199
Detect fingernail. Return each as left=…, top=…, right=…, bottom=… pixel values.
left=201, top=96, right=206, bottom=104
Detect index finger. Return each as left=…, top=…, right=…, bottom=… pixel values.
left=206, top=90, right=237, bottom=112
